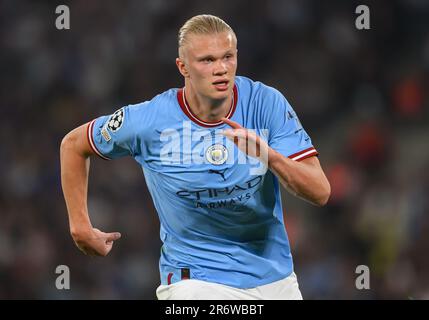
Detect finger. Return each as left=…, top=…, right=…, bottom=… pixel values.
left=221, top=129, right=234, bottom=139
left=223, top=130, right=249, bottom=148
left=222, top=130, right=239, bottom=146
left=221, top=117, right=243, bottom=129
left=223, top=134, right=237, bottom=146
left=222, top=129, right=247, bottom=139
left=106, top=232, right=121, bottom=242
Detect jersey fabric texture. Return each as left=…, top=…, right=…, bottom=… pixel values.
left=88, top=76, right=318, bottom=289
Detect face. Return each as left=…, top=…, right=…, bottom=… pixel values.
left=176, top=31, right=238, bottom=101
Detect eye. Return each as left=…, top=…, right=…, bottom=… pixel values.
left=202, top=57, right=213, bottom=63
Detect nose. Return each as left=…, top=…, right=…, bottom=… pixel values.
left=213, top=60, right=227, bottom=76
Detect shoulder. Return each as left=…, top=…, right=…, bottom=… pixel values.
left=235, top=76, right=285, bottom=103
left=117, top=88, right=179, bottom=133
left=149, top=88, right=179, bottom=106
left=126, top=88, right=178, bottom=113
left=124, top=88, right=179, bottom=119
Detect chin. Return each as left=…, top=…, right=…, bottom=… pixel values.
left=212, top=92, right=229, bottom=100
left=211, top=88, right=232, bottom=100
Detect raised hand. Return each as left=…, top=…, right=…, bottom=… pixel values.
left=221, top=117, right=270, bottom=165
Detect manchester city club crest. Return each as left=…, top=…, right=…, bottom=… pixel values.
left=206, top=144, right=228, bottom=165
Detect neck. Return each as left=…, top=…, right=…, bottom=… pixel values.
left=184, top=85, right=233, bottom=123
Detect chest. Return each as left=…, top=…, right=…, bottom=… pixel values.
left=144, top=121, right=267, bottom=189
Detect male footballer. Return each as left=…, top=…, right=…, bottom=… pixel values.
left=60, top=14, right=330, bottom=299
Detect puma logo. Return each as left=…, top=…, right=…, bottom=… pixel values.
left=208, top=169, right=227, bottom=181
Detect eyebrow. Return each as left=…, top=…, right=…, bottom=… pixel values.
left=196, top=51, right=235, bottom=61
left=197, top=55, right=214, bottom=61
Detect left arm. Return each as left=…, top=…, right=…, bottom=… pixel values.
left=222, top=118, right=331, bottom=207
left=268, top=149, right=330, bottom=206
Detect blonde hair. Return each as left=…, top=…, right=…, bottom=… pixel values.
left=178, top=14, right=236, bottom=56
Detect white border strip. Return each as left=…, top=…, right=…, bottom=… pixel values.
left=182, top=87, right=234, bottom=127
left=291, top=148, right=318, bottom=161
left=88, top=120, right=111, bottom=160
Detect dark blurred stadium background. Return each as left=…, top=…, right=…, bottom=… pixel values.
left=1, top=0, right=428, bottom=299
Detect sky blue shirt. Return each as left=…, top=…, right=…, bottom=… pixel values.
left=88, top=76, right=318, bottom=288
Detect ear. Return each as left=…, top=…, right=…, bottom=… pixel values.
left=176, top=57, right=189, bottom=78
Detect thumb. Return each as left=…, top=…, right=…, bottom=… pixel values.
left=106, top=232, right=121, bottom=242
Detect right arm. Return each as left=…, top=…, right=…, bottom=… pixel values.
left=60, top=123, right=121, bottom=256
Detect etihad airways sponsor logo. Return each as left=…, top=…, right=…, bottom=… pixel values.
left=176, top=175, right=263, bottom=201
left=196, top=192, right=252, bottom=209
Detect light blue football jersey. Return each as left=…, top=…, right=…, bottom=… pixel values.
left=88, top=76, right=318, bottom=288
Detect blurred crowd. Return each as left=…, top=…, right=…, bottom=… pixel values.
left=0, top=0, right=428, bottom=299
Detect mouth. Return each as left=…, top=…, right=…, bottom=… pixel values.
left=212, top=79, right=229, bottom=91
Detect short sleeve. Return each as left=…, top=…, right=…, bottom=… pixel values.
left=87, top=106, right=139, bottom=160
left=266, top=89, right=319, bottom=161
